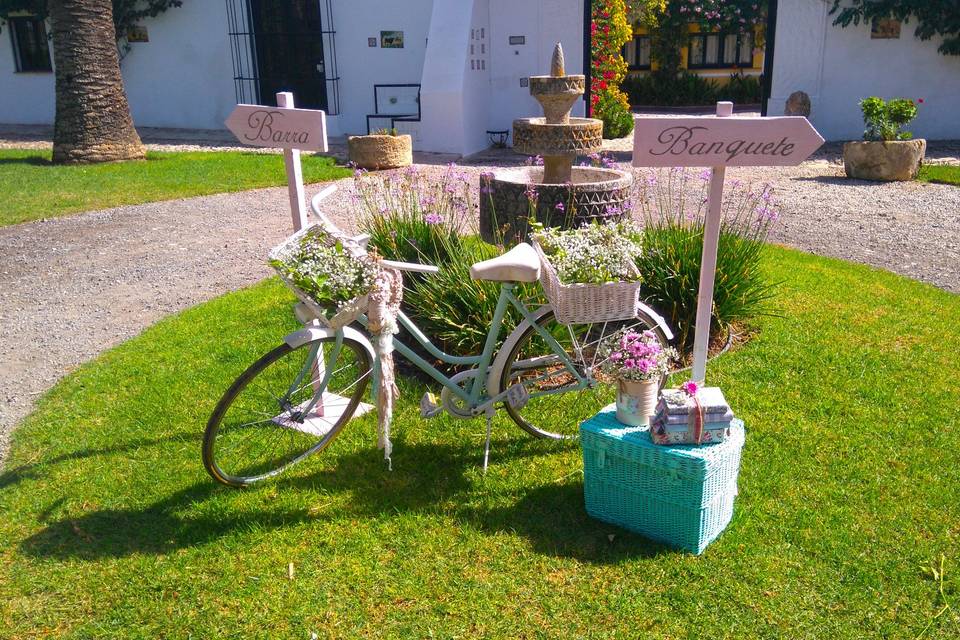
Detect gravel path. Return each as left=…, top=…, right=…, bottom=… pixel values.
left=1, top=148, right=958, bottom=466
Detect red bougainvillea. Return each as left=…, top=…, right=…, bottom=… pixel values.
left=591, top=0, right=634, bottom=138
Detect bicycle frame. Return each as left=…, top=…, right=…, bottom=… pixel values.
left=352, top=283, right=586, bottom=409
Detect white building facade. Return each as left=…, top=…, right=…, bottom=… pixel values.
left=767, top=0, right=960, bottom=141
left=0, top=0, right=586, bottom=156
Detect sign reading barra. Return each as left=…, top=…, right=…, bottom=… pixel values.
left=633, top=116, right=824, bottom=167
left=226, top=104, right=328, bottom=153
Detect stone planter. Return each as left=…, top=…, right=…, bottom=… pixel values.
left=479, top=166, right=633, bottom=245
left=843, top=139, right=926, bottom=181
left=347, top=134, right=412, bottom=170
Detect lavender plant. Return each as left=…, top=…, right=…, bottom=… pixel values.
left=632, top=166, right=780, bottom=348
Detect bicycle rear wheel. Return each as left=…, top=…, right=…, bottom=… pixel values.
left=498, top=309, right=669, bottom=440
left=203, top=334, right=372, bottom=487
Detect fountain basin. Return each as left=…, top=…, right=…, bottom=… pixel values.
left=513, top=117, right=603, bottom=157
left=479, top=166, right=634, bottom=245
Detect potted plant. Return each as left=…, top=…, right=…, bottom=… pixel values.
left=598, top=328, right=676, bottom=426
left=843, top=97, right=925, bottom=181
left=347, top=127, right=413, bottom=170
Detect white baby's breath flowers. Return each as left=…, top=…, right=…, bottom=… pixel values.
left=534, top=221, right=643, bottom=285
left=270, top=229, right=378, bottom=312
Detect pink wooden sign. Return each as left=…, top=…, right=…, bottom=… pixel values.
left=632, top=115, right=823, bottom=168
left=631, top=102, right=824, bottom=383
left=226, top=104, right=328, bottom=152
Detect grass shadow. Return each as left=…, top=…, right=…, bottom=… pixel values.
left=0, top=156, right=50, bottom=166
left=18, top=480, right=317, bottom=560
left=455, top=482, right=672, bottom=562
left=17, top=436, right=566, bottom=561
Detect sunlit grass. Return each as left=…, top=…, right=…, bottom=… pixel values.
left=0, top=149, right=350, bottom=227
left=0, top=246, right=958, bottom=638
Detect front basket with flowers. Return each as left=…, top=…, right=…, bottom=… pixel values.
left=531, top=221, right=644, bottom=324
left=269, top=225, right=379, bottom=329
left=598, top=328, right=677, bottom=426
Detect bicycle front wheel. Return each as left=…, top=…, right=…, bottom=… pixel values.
left=203, top=335, right=372, bottom=487
left=498, top=309, right=670, bottom=440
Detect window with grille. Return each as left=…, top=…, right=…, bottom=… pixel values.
left=9, top=16, right=51, bottom=73
left=622, top=35, right=651, bottom=70
left=687, top=32, right=753, bottom=69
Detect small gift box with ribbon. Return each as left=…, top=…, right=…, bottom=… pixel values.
left=650, top=382, right=733, bottom=446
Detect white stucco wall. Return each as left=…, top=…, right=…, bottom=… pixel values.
left=0, top=3, right=236, bottom=130
left=420, top=0, right=584, bottom=156
left=331, top=0, right=433, bottom=136
left=0, top=18, right=55, bottom=124
left=1, top=0, right=585, bottom=154
left=120, top=2, right=236, bottom=130
left=768, top=0, right=960, bottom=140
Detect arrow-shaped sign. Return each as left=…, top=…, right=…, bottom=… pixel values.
left=226, top=103, right=328, bottom=153
left=632, top=103, right=824, bottom=383
left=633, top=115, right=823, bottom=168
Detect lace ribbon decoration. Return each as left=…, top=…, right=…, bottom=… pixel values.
left=366, top=266, right=403, bottom=469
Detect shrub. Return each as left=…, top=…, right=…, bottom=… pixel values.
left=622, top=71, right=719, bottom=106
left=592, top=0, right=635, bottom=139
left=717, top=73, right=763, bottom=104
left=355, top=166, right=531, bottom=357
left=633, top=167, right=779, bottom=349
left=859, top=96, right=920, bottom=141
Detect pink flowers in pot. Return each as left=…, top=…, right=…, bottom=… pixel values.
left=599, top=329, right=677, bottom=382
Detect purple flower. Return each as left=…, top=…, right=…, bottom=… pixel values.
left=681, top=380, right=699, bottom=396
left=555, top=202, right=565, bottom=211
left=698, top=169, right=712, bottom=182
left=424, top=213, right=443, bottom=225
left=524, top=184, right=539, bottom=203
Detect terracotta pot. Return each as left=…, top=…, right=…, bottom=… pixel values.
left=347, top=134, right=412, bottom=170
left=843, top=139, right=926, bottom=181
left=615, top=378, right=659, bottom=427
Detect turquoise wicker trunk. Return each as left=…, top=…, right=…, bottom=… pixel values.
left=580, top=405, right=745, bottom=554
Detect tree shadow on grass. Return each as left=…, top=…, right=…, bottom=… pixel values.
left=18, top=438, right=540, bottom=561
left=0, top=433, right=202, bottom=491
left=19, top=435, right=668, bottom=564
left=0, top=156, right=50, bottom=166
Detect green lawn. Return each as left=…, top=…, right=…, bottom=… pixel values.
left=0, top=149, right=351, bottom=227
left=918, top=164, right=960, bottom=186
left=1, top=246, right=958, bottom=638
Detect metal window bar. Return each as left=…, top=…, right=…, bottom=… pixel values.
left=366, top=83, right=421, bottom=134
left=225, top=0, right=340, bottom=114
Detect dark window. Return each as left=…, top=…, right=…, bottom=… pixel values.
left=622, top=35, right=651, bottom=70
left=688, top=31, right=753, bottom=69
left=9, top=16, right=52, bottom=73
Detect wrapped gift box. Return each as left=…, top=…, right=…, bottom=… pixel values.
left=650, top=387, right=733, bottom=445
left=580, top=405, right=745, bottom=554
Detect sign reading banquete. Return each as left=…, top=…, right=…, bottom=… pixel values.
left=633, top=116, right=824, bottom=168
left=225, top=105, right=328, bottom=152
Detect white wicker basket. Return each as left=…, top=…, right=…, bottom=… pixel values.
left=531, top=237, right=642, bottom=325
left=269, top=224, right=373, bottom=330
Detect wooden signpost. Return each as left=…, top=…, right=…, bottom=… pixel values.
left=633, top=102, right=824, bottom=382
left=225, top=92, right=328, bottom=232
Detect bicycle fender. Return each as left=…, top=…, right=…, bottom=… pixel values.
left=282, top=325, right=376, bottom=364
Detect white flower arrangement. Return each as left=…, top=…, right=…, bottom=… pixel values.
left=533, top=221, right=643, bottom=285
left=270, top=227, right=379, bottom=314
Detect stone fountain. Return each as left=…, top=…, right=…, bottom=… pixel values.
left=479, top=42, right=633, bottom=244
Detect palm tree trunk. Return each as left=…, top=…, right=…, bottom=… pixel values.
left=49, top=0, right=145, bottom=164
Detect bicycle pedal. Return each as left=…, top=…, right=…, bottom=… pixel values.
left=420, top=392, right=443, bottom=418
left=505, top=383, right=529, bottom=410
